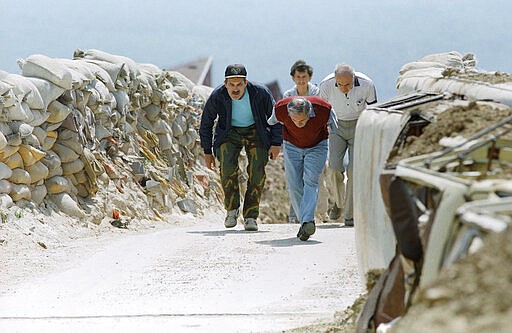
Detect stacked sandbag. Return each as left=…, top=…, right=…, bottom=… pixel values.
left=397, top=51, right=512, bottom=106
left=0, top=49, right=217, bottom=222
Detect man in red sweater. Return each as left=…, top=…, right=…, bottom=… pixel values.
left=268, top=96, right=336, bottom=240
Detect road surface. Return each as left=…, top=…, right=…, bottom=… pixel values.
left=0, top=211, right=363, bottom=332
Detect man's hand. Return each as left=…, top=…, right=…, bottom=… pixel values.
left=268, top=145, right=281, bottom=160
left=204, top=154, right=216, bottom=170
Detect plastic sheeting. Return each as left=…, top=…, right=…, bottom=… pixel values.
left=353, top=108, right=402, bottom=282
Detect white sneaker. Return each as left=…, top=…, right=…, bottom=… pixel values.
left=224, top=208, right=239, bottom=228
left=243, top=218, right=258, bottom=231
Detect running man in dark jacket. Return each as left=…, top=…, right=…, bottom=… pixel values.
left=199, top=64, right=282, bottom=231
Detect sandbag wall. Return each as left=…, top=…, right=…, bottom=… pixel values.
left=0, top=49, right=217, bottom=221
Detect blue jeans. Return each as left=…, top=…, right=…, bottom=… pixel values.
left=283, top=140, right=328, bottom=224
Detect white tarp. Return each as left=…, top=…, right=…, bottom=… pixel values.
left=353, top=108, right=402, bottom=281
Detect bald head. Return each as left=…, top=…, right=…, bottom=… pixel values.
left=334, top=64, right=355, bottom=94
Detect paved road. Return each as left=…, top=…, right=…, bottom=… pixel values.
left=0, top=213, right=363, bottom=333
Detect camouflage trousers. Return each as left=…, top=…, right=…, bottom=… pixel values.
left=216, top=125, right=268, bottom=219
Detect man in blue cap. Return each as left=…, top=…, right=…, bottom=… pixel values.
left=200, top=64, right=282, bottom=231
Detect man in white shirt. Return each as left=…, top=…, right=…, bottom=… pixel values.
left=319, top=64, right=377, bottom=226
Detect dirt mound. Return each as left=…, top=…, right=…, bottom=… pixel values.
left=391, top=227, right=512, bottom=333
left=389, top=102, right=512, bottom=164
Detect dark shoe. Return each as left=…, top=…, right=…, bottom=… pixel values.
left=328, top=204, right=342, bottom=220
left=344, top=219, right=354, bottom=227
left=297, top=221, right=316, bottom=241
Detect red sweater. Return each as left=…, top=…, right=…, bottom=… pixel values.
left=275, top=96, right=331, bottom=148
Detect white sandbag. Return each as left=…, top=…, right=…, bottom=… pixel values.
left=419, top=51, right=464, bottom=68
left=10, top=184, right=31, bottom=201
left=48, top=192, right=86, bottom=219
left=5, top=152, right=23, bottom=169
left=0, top=71, right=24, bottom=96
left=166, top=71, right=195, bottom=91
left=26, top=161, right=49, bottom=183
left=0, top=179, right=12, bottom=193
left=59, top=138, right=84, bottom=155
left=0, top=131, right=7, bottom=151
left=18, top=144, right=45, bottom=167
left=0, top=90, right=17, bottom=109
left=61, top=158, right=84, bottom=175
left=58, top=129, right=79, bottom=141
left=0, top=72, right=45, bottom=109
left=27, top=109, right=50, bottom=127
left=45, top=175, right=69, bottom=194
left=77, top=61, right=115, bottom=92
left=6, top=133, right=22, bottom=147
left=43, top=135, right=57, bottom=150
left=0, top=79, right=14, bottom=95
left=46, top=130, right=58, bottom=141
left=21, top=103, right=35, bottom=125
left=179, top=129, right=198, bottom=149
left=52, top=142, right=79, bottom=163
left=32, top=126, right=47, bottom=145
left=82, top=59, right=127, bottom=89
left=158, top=133, right=173, bottom=151
left=0, top=122, right=12, bottom=135
left=77, top=49, right=140, bottom=80
left=138, top=63, right=162, bottom=78
left=399, top=61, right=447, bottom=75
left=76, top=183, right=89, bottom=198
left=136, top=114, right=153, bottom=132
left=18, top=123, right=34, bottom=138
left=47, top=100, right=72, bottom=123
left=58, top=59, right=95, bottom=89
left=4, top=100, right=29, bottom=121
left=151, top=118, right=171, bottom=135
left=8, top=168, right=31, bottom=185
left=89, top=79, right=111, bottom=102
left=192, top=85, right=213, bottom=103
left=162, top=88, right=179, bottom=103
left=41, top=121, right=63, bottom=132
left=24, top=134, right=40, bottom=148
left=20, top=54, right=73, bottom=90
left=113, top=89, right=130, bottom=113
left=60, top=113, right=78, bottom=132
left=94, top=123, right=112, bottom=140
left=171, top=114, right=186, bottom=137
left=74, top=169, right=88, bottom=184
left=0, top=145, right=19, bottom=163
left=0, top=193, right=13, bottom=209
left=25, top=77, right=65, bottom=110
left=143, top=104, right=161, bottom=122
left=40, top=149, right=61, bottom=169
left=47, top=165, right=63, bottom=178
left=30, top=184, right=47, bottom=204
left=172, top=85, right=189, bottom=99
left=67, top=173, right=78, bottom=186
left=0, top=162, right=12, bottom=179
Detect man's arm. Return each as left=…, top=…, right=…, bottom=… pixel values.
left=199, top=95, right=218, bottom=155
left=367, top=80, right=378, bottom=105
left=265, top=91, right=282, bottom=148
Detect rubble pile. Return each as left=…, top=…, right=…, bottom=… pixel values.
left=0, top=49, right=221, bottom=224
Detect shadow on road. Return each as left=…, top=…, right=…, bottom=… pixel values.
left=256, top=237, right=322, bottom=247
left=316, top=223, right=344, bottom=229
left=188, top=230, right=271, bottom=237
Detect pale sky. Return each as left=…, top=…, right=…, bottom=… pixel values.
left=1, top=0, right=511, bottom=100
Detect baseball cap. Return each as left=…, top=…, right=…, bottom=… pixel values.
left=225, top=64, right=247, bottom=79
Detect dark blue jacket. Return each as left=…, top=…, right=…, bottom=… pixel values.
left=199, top=81, right=282, bottom=155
